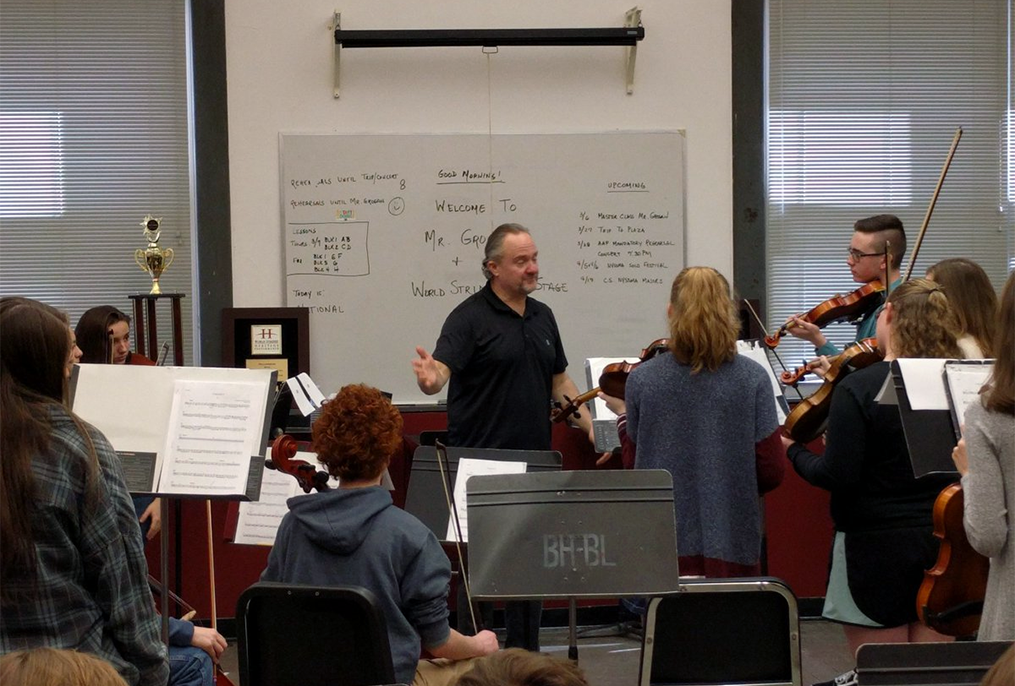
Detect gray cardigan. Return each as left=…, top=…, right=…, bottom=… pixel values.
left=962, top=401, right=1015, bottom=641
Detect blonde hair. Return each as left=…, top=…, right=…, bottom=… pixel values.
left=0, top=648, right=128, bottom=686
left=886, top=278, right=962, bottom=359
left=979, top=643, right=1014, bottom=686
left=667, top=267, right=739, bottom=373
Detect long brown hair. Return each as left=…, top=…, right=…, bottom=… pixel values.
left=886, top=278, right=963, bottom=359
left=0, top=298, right=100, bottom=599
left=926, top=258, right=998, bottom=357
left=75, top=305, right=130, bottom=364
left=982, top=271, right=1014, bottom=415
left=667, top=267, right=740, bottom=373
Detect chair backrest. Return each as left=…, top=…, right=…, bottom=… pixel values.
left=236, top=582, right=397, bottom=686
left=639, top=577, right=802, bottom=686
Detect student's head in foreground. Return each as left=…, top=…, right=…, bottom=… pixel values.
left=0, top=648, right=128, bottom=686
left=454, top=648, right=589, bottom=686
left=312, top=383, right=403, bottom=484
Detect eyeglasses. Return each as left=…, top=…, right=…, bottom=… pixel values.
left=847, top=248, right=882, bottom=261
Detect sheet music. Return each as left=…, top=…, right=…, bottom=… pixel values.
left=736, top=340, right=788, bottom=424
left=944, top=361, right=993, bottom=430
left=446, top=457, right=526, bottom=543
left=233, top=450, right=340, bottom=546
left=585, top=357, right=639, bottom=419
left=158, top=380, right=269, bottom=495
left=896, top=359, right=950, bottom=410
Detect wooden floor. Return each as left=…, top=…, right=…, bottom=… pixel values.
left=217, top=617, right=854, bottom=685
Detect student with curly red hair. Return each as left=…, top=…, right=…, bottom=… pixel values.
left=261, top=384, right=498, bottom=686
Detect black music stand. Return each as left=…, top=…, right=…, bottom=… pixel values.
left=403, top=446, right=562, bottom=538
left=466, top=469, right=680, bottom=661
left=879, top=360, right=958, bottom=476
left=856, top=640, right=1011, bottom=686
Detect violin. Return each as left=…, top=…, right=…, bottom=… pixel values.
left=781, top=338, right=882, bottom=443
left=764, top=281, right=885, bottom=349
left=550, top=338, right=669, bottom=424
left=916, top=483, right=989, bottom=637
left=267, top=434, right=331, bottom=493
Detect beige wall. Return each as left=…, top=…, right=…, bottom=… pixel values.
left=224, top=0, right=733, bottom=304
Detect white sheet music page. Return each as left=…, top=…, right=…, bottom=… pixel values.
left=158, top=380, right=268, bottom=495
left=897, top=359, right=950, bottom=410
left=944, top=361, right=993, bottom=429
left=586, top=357, right=638, bottom=419
left=446, top=457, right=526, bottom=543
left=736, top=340, right=788, bottom=424
left=233, top=450, right=340, bottom=545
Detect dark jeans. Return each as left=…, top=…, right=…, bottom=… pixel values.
left=457, top=583, right=542, bottom=651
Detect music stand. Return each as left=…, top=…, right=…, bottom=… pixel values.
left=403, top=445, right=562, bottom=538
left=466, top=469, right=679, bottom=661
left=856, top=640, right=1011, bottom=686
left=879, top=360, right=958, bottom=476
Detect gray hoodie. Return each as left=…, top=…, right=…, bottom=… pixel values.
left=262, top=486, right=452, bottom=684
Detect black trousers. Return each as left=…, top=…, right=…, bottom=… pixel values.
left=457, top=583, right=542, bottom=651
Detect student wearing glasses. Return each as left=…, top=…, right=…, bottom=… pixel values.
left=783, top=214, right=906, bottom=362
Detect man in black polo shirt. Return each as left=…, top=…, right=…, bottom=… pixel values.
left=413, top=222, right=592, bottom=651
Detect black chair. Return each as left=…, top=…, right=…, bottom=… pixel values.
left=639, top=577, right=802, bottom=686
left=417, top=430, right=448, bottom=446
left=236, top=582, right=397, bottom=686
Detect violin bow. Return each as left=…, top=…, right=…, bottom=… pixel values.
left=903, top=127, right=963, bottom=282
left=742, top=298, right=804, bottom=401
left=434, top=440, right=479, bottom=633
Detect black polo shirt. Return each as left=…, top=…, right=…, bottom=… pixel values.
left=432, top=282, right=567, bottom=451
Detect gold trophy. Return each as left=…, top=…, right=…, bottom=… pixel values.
left=134, top=215, right=174, bottom=295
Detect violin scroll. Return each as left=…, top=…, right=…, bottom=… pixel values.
left=267, top=434, right=330, bottom=493
left=551, top=389, right=599, bottom=424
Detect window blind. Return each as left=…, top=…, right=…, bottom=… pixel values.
left=0, top=0, right=194, bottom=364
left=766, top=0, right=1012, bottom=365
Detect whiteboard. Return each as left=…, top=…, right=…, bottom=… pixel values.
left=280, top=132, right=685, bottom=403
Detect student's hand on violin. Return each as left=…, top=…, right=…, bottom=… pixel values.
left=783, top=316, right=828, bottom=348
left=807, top=356, right=832, bottom=379
left=597, top=391, right=626, bottom=416
left=951, top=434, right=968, bottom=477
left=779, top=432, right=796, bottom=451
left=139, top=499, right=161, bottom=540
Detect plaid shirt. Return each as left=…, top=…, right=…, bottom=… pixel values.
left=0, top=405, right=168, bottom=686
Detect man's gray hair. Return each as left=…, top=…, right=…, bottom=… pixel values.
left=481, top=223, right=530, bottom=280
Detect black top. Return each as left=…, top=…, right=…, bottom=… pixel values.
left=787, top=362, right=953, bottom=532
left=433, top=282, right=567, bottom=450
